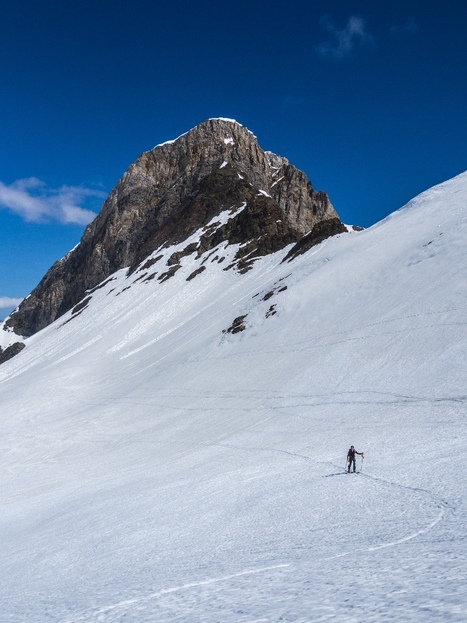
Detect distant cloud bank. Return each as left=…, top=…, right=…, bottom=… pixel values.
left=0, top=297, right=23, bottom=310
left=317, top=15, right=373, bottom=59
left=0, top=178, right=106, bottom=225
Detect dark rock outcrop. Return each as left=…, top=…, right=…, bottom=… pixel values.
left=0, top=342, right=26, bottom=364
left=6, top=118, right=343, bottom=338
left=283, top=217, right=347, bottom=261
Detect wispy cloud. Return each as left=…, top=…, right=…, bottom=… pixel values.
left=282, top=95, right=306, bottom=107
left=0, top=297, right=23, bottom=310
left=390, top=18, right=419, bottom=36
left=317, top=15, right=373, bottom=59
left=0, top=178, right=106, bottom=225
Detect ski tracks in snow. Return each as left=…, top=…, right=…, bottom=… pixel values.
left=211, top=434, right=451, bottom=560
left=360, top=471, right=450, bottom=552
left=201, top=434, right=451, bottom=562
left=61, top=564, right=291, bottom=623
left=320, top=466, right=450, bottom=559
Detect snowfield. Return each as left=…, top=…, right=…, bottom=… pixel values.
left=1, top=172, right=467, bottom=622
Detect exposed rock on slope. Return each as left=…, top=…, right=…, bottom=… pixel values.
left=0, top=341, right=26, bottom=364
left=5, top=118, right=345, bottom=338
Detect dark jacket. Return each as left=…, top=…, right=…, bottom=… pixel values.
left=347, top=447, right=363, bottom=460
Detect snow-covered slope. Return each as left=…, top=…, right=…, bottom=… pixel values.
left=1, top=172, right=467, bottom=622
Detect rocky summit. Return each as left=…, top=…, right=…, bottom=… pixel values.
left=4, top=118, right=345, bottom=341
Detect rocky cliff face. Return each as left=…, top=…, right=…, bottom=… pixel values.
left=5, top=118, right=345, bottom=338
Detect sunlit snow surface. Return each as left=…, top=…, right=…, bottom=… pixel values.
left=1, top=173, right=467, bottom=622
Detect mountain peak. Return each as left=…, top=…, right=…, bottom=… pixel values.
left=149, top=117, right=249, bottom=150
left=3, top=120, right=344, bottom=340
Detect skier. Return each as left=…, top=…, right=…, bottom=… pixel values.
left=347, top=445, right=364, bottom=472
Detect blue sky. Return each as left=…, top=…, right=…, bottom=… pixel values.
left=1, top=0, right=466, bottom=315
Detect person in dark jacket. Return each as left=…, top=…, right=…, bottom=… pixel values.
left=347, top=445, right=364, bottom=472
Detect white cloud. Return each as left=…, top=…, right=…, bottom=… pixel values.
left=0, top=178, right=106, bottom=225
left=317, top=15, right=373, bottom=59
left=0, top=297, right=23, bottom=310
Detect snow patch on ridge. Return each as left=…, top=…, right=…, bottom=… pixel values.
left=209, top=117, right=241, bottom=125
